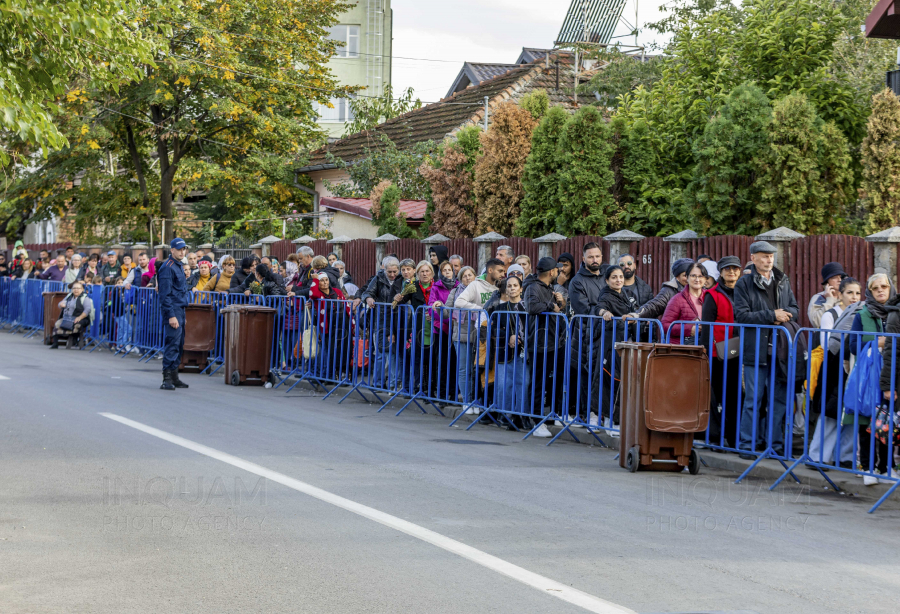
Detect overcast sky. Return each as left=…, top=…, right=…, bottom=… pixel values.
left=388, top=0, right=671, bottom=102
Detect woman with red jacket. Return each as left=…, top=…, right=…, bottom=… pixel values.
left=309, top=273, right=351, bottom=381
left=661, top=261, right=707, bottom=343
left=698, top=256, right=743, bottom=449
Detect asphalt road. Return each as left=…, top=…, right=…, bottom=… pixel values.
left=1, top=332, right=898, bottom=614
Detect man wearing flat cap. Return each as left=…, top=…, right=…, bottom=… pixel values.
left=626, top=257, right=692, bottom=321
left=808, top=262, right=847, bottom=329
left=733, top=240, right=799, bottom=458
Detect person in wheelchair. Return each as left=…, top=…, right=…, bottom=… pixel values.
left=49, top=281, right=94, bottom=349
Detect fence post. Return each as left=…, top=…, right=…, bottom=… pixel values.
left=109, top=243, right=126, bottom=259
left=327, top=235, right=352, bottom=261
left=290, top=235, right=316, bottom=254
left=474, top=232, right=505, bottom=272
left=422, top=233, right=450, bottom=262
left=130, top=243, right=149, bottom=261
left=373, top=233, right=400, bottom=271
left=250, top=242, right=263, bottom=258
left=604, top=230, right=644, bottom=265
left=259, top=235, right=280, bottom=259
left=755, top=226, right=804, bottom=272
left=867, top=227, right=900, bottom=288
left=534, top=232, right=567, bottom=260
left=197, top=242, right=213, bottom=259
left=154, top=244, right=168, bottom=261
left=663, top=230, right=699, bottom=263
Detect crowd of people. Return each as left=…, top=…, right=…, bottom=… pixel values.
left=2, top=239, right=898, bottom=482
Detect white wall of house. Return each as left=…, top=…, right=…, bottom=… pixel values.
left=329, top=211, right=378, bottom=239
left=310, top=168, right=352, bottom=198
left=23, top=217, right=58, bottom=244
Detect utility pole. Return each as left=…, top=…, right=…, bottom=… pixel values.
left=483, top=96, right=489, bottom=131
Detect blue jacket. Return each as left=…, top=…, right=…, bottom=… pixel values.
left=157, top=256, right=188, bottom=319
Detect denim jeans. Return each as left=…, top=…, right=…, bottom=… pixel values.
left=739, top=364, right=788, bottom=455
left=372, top=335, right=398, bottom=390
left=455, top=340, right=476, bottom=404
left=494, top=358, right=529, bottom=414
left=115, top=314, right=132, bottom=347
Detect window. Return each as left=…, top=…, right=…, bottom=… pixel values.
left=316, top=97, right=355, bottom=123
left=328, top=25, right=359, bottom=58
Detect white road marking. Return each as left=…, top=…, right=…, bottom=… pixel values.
left=0, top=375, right=9, bottom=380
left=99, top=412, right=634, bottom=614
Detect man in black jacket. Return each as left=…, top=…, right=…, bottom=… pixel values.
left=569, top=242, right=607, bottom=316
left=733, top=241, right=799, bottom=458
left=523, top=257, right=568, bottom=437
left=617, top=253, right=654, bottom=312
left=356, top=257, right=404, bottom=389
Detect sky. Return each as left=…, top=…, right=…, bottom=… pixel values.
left=388, top=0, right=672, bottom=103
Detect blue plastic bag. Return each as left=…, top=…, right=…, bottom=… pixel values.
left=844, top=341, right=882, bottom=418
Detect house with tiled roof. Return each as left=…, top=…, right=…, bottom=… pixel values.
left=444, top=48, right=558, bottom=98
left=295, top=52, right=578, bottom=239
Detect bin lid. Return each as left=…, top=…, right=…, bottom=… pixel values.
left=220, top=304, right=277, bottom=314
left=185, top=303, right=215, bottom=311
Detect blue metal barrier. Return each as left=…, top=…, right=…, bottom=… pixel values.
left=0, top=277, right=10, bottom=325
left=82, top=284, right=105, bottom=350
left=284, top=297, right=354, bottom=397
left=339, top=302, right=416, bottom=410
left=770, top=327, right=900, bottom=513
left=666, top=320, right=799, bottom=485
left=565, top=316, right=664, bottom=446
left=267, top=294, right=305, bottom=386
left=470, top=310, right=571, bottom=440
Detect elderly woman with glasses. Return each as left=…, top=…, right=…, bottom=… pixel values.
left=49, top=281, right=93, bottom=349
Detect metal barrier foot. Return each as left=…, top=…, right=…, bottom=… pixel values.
left=464, top=408, right=502, bottom=430
left=734, top=449, right=771, bottom=484
left=547, top=417, right=581, bottom=446
left=868, top=477, right=900, bottom=513
left=339, top=383, right=372, bottom=405
left=396, top=395, right=427, bottom=416
left=769, top=457, right=807, bottom=490
left=522, top=416, right=553, bottom=441
left=579, top=425, right=608, bottom=447
left=322, top=378, right=350, bottom=401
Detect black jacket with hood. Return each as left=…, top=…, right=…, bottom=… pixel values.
left=636, top=278, right=683, bottom=321
left=569, top=263, right=609, bottom=316
left=733, top=264, right=799, bottom=367
left=429, top=245, right=450, bottom=276
left=621, top=275, right=654, bottom=313
left=522, top=276, right=566, bottom=353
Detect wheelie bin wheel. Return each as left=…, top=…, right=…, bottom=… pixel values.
left=230, top=370, right=241, bottom=386
left=625, top=446, right=640, bottom=473
left=688, top=449, right=701, bottom=475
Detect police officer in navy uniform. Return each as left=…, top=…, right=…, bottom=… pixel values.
left=158, top=238, right=191, bottom=390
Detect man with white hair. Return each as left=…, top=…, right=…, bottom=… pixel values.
left=449, top=255, right=463, bottom=276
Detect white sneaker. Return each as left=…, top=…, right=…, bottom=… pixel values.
left=589, top=412, right=598, bottom=425
left=533, top=424, right=552, bottom=438
left=464, top=405, right=480, bottom=415
left=130, top=347, right=140, bottom=355
left=863, top=474, right=881, bottom=486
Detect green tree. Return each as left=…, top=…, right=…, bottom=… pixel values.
left=473, top=102, right=538, bottom=235
left=519, top=89, right=549, bottom=120
left=578, top=50, right=663, bottom=108
left=515, top=106, right=568, bottom=236
left=344, top=85, right=422, bottom=137
left=686, top=83, right=771, bottom=235
left=861, top=89, right=900, bottom=231
left=556, top=106, right=617, bottom=235
left=756, top=93, right=854, bottom=233
left=327, top=135, right=437, bottom=201
left=0, top=0, right=162, bottom=164
left=616, top=0, right=866, bottom=235
left=6, top=0, right=351, bottom=242
left=371, top=182, right=414, bottom=238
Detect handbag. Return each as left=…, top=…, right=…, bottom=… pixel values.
left=714, top=336, right=741, bottom=361
left=301, top=304, right=317, bottom=359
left=871, top=403, right=900, bottom=447
left=60, top=317, right=76, bottom=331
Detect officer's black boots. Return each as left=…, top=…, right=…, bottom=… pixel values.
left=171, top=370, right=189, bottom=389
left=160, top=370, right=175, bottom=391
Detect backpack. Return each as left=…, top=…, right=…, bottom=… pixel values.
left=843, top=341, right=882, bottom=418
left=827, top=302, right=864, bottom=355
